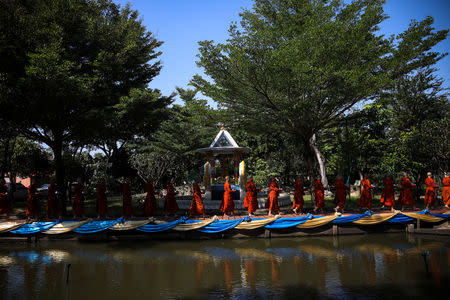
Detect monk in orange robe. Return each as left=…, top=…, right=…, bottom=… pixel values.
left=424, top=172, right=439, bottom=210
left=333, top=175, right=349, bottom=213
left=72, top=180, right=85, bottom=218
left=293, top=177, right=306, bottom=214
left=265, top=178, right=282, bottom=216
left=26, top=179, right=40, bottom=219
left=443, top=173, right=450, bottom=209
left=244, top=176, right=259, bottom=216
left=164, top=179, right=178, bottom=216
left=46, top=182, right=60, bottom=219
left=0, top=179, right=11, bottom=217
left=122, top=180, right=133, bottom=218
left=220, top=176, right=236, bottom=217
left=380, top=175, right=396, bottom=212
left=398, top=172, right=416, bottom=210
left=143, top=180, right=157, bottom=216
left=190, top=180, right=205, bottom=217
left=96, top=179, right=108, bottom=219
left=358, top=175, right=374, bottom=211
left=313, top=176, right=325, bottom=214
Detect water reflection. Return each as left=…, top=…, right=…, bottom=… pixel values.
left=0, top=234, right=449, bottom=300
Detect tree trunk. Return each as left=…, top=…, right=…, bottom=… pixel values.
left=52, top=139, right=67, bottom=215
left=1, top=137, right=10, bottom=177
left=310, top=134, right=329, bottom=189
left=302, top=137, right=316, bottom=207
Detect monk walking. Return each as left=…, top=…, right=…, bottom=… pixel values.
left=333, top=175, right=349, bottom=213
left=26, top=179, right=40, bottom=220
left=313, top=175, right=325, bottom=214
left=144, top=180, right=158, bottom=216
left=398, top=172, right=416, bottom=211
left=220, top=176, right=236, bottom=217
left=380, top=175, right=396, bottom=212
left=46, top=181, right=60, bottom=219
left=0, top=179, right=11, bottom=217
left=293, top=177, right=306, bottom=214
left=190, top=179, right=205, bottom=217
left=358, top=174, right=374, bottom=211
left=164, top=178, right=178, bottom=216
left=122, top=179, right=133, bottom=218
left=265, top=178, right=282, bottom=216
left=442, top=172, right=450, bottom=209
left=96, top=179, right=108, bottom=219
left=72, top=179, right=85, bottom=219
left=424, top=172, right=439, bottom=210
left=244, top=176, right=259, bottom=216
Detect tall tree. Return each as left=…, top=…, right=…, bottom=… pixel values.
left=191, top=0, right=448, bottom=196
left=0, top=0, right=168, bottom=213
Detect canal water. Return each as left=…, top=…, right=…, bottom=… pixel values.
left=0, top=234, right=448, bottom=299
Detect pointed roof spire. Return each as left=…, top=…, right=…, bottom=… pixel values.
left=198, top=122, right=249, bottom=154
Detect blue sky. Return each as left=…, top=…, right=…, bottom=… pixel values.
left=116, top=0, right=450, bottom=103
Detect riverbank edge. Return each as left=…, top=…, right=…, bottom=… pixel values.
left=0, top=218, right=448, bottom=242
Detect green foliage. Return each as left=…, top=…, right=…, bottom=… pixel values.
left=127, top=88, right=220, bottom=186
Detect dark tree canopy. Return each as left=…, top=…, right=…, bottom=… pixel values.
left=0, top=0, right=171, bottom=213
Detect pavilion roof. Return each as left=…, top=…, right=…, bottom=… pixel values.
left=198, top=127, right=249, bottom=154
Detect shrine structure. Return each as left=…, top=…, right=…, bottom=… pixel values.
left=198, top=124, right=249, bottom=201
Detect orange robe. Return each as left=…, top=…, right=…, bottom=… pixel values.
left=358, top=179, right=373, bottom=209
left=26, top=183, right=40, bottom=218
left=144, top=182, right=157, bottom=216
left=0, top=184, right=11, bottom=215
left=96, top=183, right=108, bottom=218
left=314, top=179, right=324, bottom=208
left=46, top=183, right=60, bottom=218
left=122, top=183, right=133, bottom=217
left=244, top=181, right=258, bottom=213
left=265, top=181, right=281, bottom=212
left=380, top=177, right=395, bottom=207
left=398, top=177, right=416, bottom=206
left=220, top=181, right=235, bottom=213
left=293, top=179, right=305, bottom=210
left=334, top=179, right=348, bottom=209
left=164, top=183, right=178, bottom=214
left=424, top=177, right=438, bottom=205
left=442, top=177, right=450, bottom=206
left=190, top=182, right=205, bottom=215
left=72, top=183, right=85, bottom=217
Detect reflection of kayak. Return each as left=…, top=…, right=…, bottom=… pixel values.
left=172, top=250, right=213, bottom=262
left=405, top=242, right=445, bottom=255
left=43, top=250, right=71, bottom=262
left=354, top=244, right=397, bottom=255
left=297, top=245, right=337, bottom=258
left=235, top=248, right=275, bottom=260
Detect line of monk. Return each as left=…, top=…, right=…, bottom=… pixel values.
left=0, top=179, right=11, bottom=217
left=72, top=179, right=85, bottom=219
left=26, top=179, right=40, bottom=220
left=358, top=174, right=375, bottom=211
left=164, top=178, right=179, bottom=216
left=265, top=178, right=282, bottom=216
left=244, top=176, right=259, bottom=216
left=46, top=180, right=60, bottom=219
left=313, top=175, right=325, bottom=214
left=220, top=176, right=236, bottom=217
left=1, top=171, right=449, bottom=221
left=293, top=177, right=307, bottom=214
left=380, top=175, right=396, bottom=212
left=190, top=178, right=205, bottom=217
left=144, top=180, right=157, bottom=217
left=333, top=175, right=349, bottom=213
